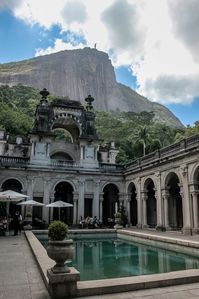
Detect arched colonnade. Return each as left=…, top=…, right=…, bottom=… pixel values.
left=1, top=163, right=199, bottom=234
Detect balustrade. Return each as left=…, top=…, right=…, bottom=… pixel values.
left=0, top=155, right=29, bottom=166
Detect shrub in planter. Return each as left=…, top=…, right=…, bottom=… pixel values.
left=48, top=220, right=68, bottom=241
left=47, top=221, right=74, bottom=273
left=114, top=212, right=121, bottom=219
left=25, top=212, right=32, bottom=218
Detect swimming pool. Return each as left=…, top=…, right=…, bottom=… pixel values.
left=36, top=232, right=199, bottom=281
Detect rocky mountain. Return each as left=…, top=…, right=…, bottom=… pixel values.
left=0, top=47, right=183, bottom=128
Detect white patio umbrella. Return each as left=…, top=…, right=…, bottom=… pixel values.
left=46, top=200, right=73, bottom=220
left=17, top=200, right=45, bottom=225
left=0, top=190, right=29, bottom=230
left=17, top=199, right=44, bottom=207
left=0, top=190, right=29, bottom=201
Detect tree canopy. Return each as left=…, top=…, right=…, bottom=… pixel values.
left=0, top=85, right=191, bottom=164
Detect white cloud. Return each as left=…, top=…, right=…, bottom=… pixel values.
left=0, top=0, right=22, bottom=10
left=101, top=0, right=145, bottom=52
left=61, top=1, right=87, bottom=26
left=168, top=0, right=199, bottom=63
left=10, top=0, right=199, bottom=105
left=35, top=38, right=85, bottom=56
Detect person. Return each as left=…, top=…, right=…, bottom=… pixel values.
left=13, top=211, right=20, bottom=236
left=79, top=216, right=85, bottom=229
left=18, top=213, right=22, bottom=234
left=93, top=216, right=99, bottom=228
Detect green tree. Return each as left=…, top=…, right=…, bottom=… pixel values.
left=133, top=125, right=152, bottom=156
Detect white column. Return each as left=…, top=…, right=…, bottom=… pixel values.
left=136, top=178, right=142, bottom=228
left=142, top=192, right=148, bottom=228
left=180, top=166, right=192, bottom=235
left=192, top=191, right=199, bottom=230
left=126, top=193, right=131, bottom=225
left=43, top=180, right=50, bottom=224
left=26, top=178, right=34, bottom=217
left=155, top=172, right=164, bottom=230
left=162, top=189, right=170, bottom=229
left=49, top=196, right=54, bottom=222
left=78, top=180, right=85, bottom=221
left=99, top=193, right=104, bottom=221
left=93, top=181, right=100, bottom=219
left=119, top=193, right=125, bottom=207
left=73, top=192, right=78, bottom=225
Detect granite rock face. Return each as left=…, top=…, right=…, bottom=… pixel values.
left=0, top=47, right=183, bottom=127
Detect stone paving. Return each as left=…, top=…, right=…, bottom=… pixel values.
left=80, top=283, right=199, bottom=299
left=0, top=233, right=50, bottom=299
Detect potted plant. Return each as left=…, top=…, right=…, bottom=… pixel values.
left=46, top=221, right=74, bottom=273
left=119, top=205, right=128, bottom=227
left=25, top=212, right=32, bottom=219
left=114, top=212, right=123, bottom=229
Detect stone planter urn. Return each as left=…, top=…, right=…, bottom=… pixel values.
left=46, top=220, right=74, bottom=273
left=47, top=239, right=74, bottom=273
left=114, top=212, right=123, bottom=229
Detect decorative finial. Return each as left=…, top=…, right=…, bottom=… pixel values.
left=40, top=88, right=50, bottom=100
left=85, top=95, right=94, bottom=110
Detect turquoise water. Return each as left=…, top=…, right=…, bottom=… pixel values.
left=37, top=234, right=199, bottom=281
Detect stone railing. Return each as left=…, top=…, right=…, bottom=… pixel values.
left=126, top=133, right=199, bottom=171
left=0, top=156, right=124, bottom=172
left=0, top=156, right=30, bottom=167
left=50, top=159, right=75, bottom=168
left=99, top=163, right=124, bottom=171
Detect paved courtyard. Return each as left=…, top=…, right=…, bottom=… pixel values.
left=80, top=283, right=199, bottom=299
left=1, top=230, right=199, bottom=298
left=0, top=233, right=49, bottom=299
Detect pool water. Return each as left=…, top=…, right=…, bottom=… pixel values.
left=37, top=234, right=199, bottom=281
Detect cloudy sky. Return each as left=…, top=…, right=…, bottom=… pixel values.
left=0, top=0, right=199, bottom=125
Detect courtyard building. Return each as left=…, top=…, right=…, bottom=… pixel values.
left=0, top=89, right=199, bottom=235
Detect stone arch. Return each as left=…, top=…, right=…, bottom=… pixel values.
left=0, top=176, right=25, bottom=192
left=1, top=178, right=23, bottom=217
left=143, top=178, right=157, bottom=228
left=51, top=179, right=77, bottom=195
left=53, top=181, right=74, bottom=225
left=102, top=183, right=119, bottom=225
left=127, top=182, right=137, bottom=226
left=50, top=151, right=74, bottom=161
left=100, top=181, right=121, bottom=194
left=50, top=113, right=81, bottom=142
left=190, top=163, right=199, bottom=183
left=189, top=164, right=199, bottom=230
left=164, top=172, right=183, bottom=230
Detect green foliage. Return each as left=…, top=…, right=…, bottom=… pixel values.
left=95, top=110, right=179, bottom=163
left=48, top=220, right=68, bottom=241
left=114, top=212, right=121, bottom=218
left=25, top=212, right=32, bottom=218
left=0, top=85, right=182, bottom=164
left=0, top=85, right=40, bottom=136
left=119, top=205, right=128, bottom=226
left=174, top=121, right=199, bottom=142
left=53, top=129, right=72, bottom=142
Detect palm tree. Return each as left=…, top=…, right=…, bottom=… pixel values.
left=133, top=125, right=152, bottom=156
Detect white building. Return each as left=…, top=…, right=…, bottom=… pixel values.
left=0, top=89, right=199, bottom=235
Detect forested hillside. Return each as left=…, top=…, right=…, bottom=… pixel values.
left=0, top=85, right=193, bottom=164
left=0, top=48, right=183, bottom=128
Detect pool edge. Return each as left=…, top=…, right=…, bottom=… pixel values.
left=25, top=230, right=199, bottom=297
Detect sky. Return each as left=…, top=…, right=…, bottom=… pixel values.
left=0, top=0, right=199, bottom=126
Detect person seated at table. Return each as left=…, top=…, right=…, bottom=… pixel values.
left=92, top=216, right=99, bottom=228
left=79, top=216, right=85, bottom=229
left=85, top=216, right=92, bottom=228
